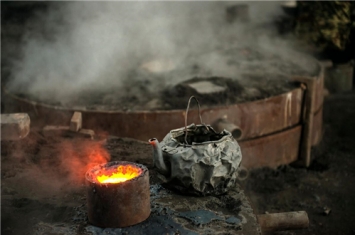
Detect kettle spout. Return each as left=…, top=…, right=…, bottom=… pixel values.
left=148, top=138, right=168, bottom=175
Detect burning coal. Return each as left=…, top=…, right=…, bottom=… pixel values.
left=95, top=164, right=143, bottom=184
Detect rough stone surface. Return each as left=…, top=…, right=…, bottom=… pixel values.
left=187, top=81, right=227, bottom=95
left=1, top=113, right=30, bottom=140
left=70, top=111, right=82, bottom=132
left=31, top=184, right=261, bottom=235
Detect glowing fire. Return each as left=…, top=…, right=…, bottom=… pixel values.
left=96, top=164, right=142, bottom=184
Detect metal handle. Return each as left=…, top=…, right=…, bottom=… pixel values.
left=184, top=96, right=205, bottom=144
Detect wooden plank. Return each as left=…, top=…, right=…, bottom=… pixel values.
left=1, top=113, right=30, bottom=140
left=257, top=211, right=309, bottom=232
left=291, top=76, right=317, bottom=167
left=311, top=61, right=328, bottom=147
left=314, top=61, right=329, bottom=113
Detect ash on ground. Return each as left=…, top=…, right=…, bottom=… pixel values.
left=1, top=134, right=260, bottom=235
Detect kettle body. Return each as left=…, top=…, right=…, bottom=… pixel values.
left=149, top=123, right=242, bottom=196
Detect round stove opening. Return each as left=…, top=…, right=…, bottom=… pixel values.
left=89, top=162, right=143, bottom=184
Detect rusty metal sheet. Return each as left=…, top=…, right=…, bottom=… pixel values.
left=3, top=87, right=304, bottom=142
left=239, top=125, right=302, bottom=169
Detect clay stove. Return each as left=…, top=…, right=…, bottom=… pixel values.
left=85, top=161, right=150, bottom=228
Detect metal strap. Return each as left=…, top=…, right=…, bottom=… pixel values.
left=184, top=96, right=205, bottom=145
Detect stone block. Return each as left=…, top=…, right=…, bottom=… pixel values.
left=70, top=112, right=82, bottom=132
left=1, top=113, right=30, bottom=141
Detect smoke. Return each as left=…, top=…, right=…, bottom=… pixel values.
left=55, top=139, right=110, bottom=185
left=2, top=134, right=110, bottom=198
left=5, top=1, right=318, bottom=107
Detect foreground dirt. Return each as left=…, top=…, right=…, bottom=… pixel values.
left=241, top=90, right=355, bottom=235
left=1, top=133, right=260, bottom=235
left=2, top=91, right=355, bottom=235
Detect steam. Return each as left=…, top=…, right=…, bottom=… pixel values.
left=2, top=1, right=319, bottom=202
left=6, top=1, right=318, bottom=107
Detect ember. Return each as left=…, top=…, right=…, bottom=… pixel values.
left=96, top=164, right=142, bottom=184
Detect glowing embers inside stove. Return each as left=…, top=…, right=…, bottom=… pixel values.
left=94, top=164, right=142, bottom=184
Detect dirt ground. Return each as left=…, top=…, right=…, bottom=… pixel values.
left=241, top=90, right=355, bottom=235
left=2, top=90, right=355, bottom=235
left=1, top=133, right=260, bottom=235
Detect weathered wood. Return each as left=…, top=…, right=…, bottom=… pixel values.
left=70, top=111, right=82, bottom=132
left=313, top=62, right=329, bottom=147
left=314, top=62, right=327, bottom=113
left=312, top=107, right=323, bottom=146
left=291, top=76, right=317, bottom=167
left=1, top=113, right=30, bottom=140
left=257, top=211, right=309, bottom=232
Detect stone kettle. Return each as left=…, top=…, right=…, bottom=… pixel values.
left=149, top=96, right=242, bottom=196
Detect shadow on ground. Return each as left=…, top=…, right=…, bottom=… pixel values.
left=241, top=90, right=355, bottom=235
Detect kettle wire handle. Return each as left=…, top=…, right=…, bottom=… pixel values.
left=184, top=96, right=207, bottom=145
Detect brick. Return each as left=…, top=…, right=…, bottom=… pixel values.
left=69, top=112, right=82, bottom=132
left=1, top=113, right=30, bottom=141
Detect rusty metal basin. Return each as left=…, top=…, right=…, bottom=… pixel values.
left=3, top=66, right=325, bottom=169
left=3, top=86, right=304, bottom=140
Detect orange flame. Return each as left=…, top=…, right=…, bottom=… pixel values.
left=96, top=164, right=142, bottom=184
